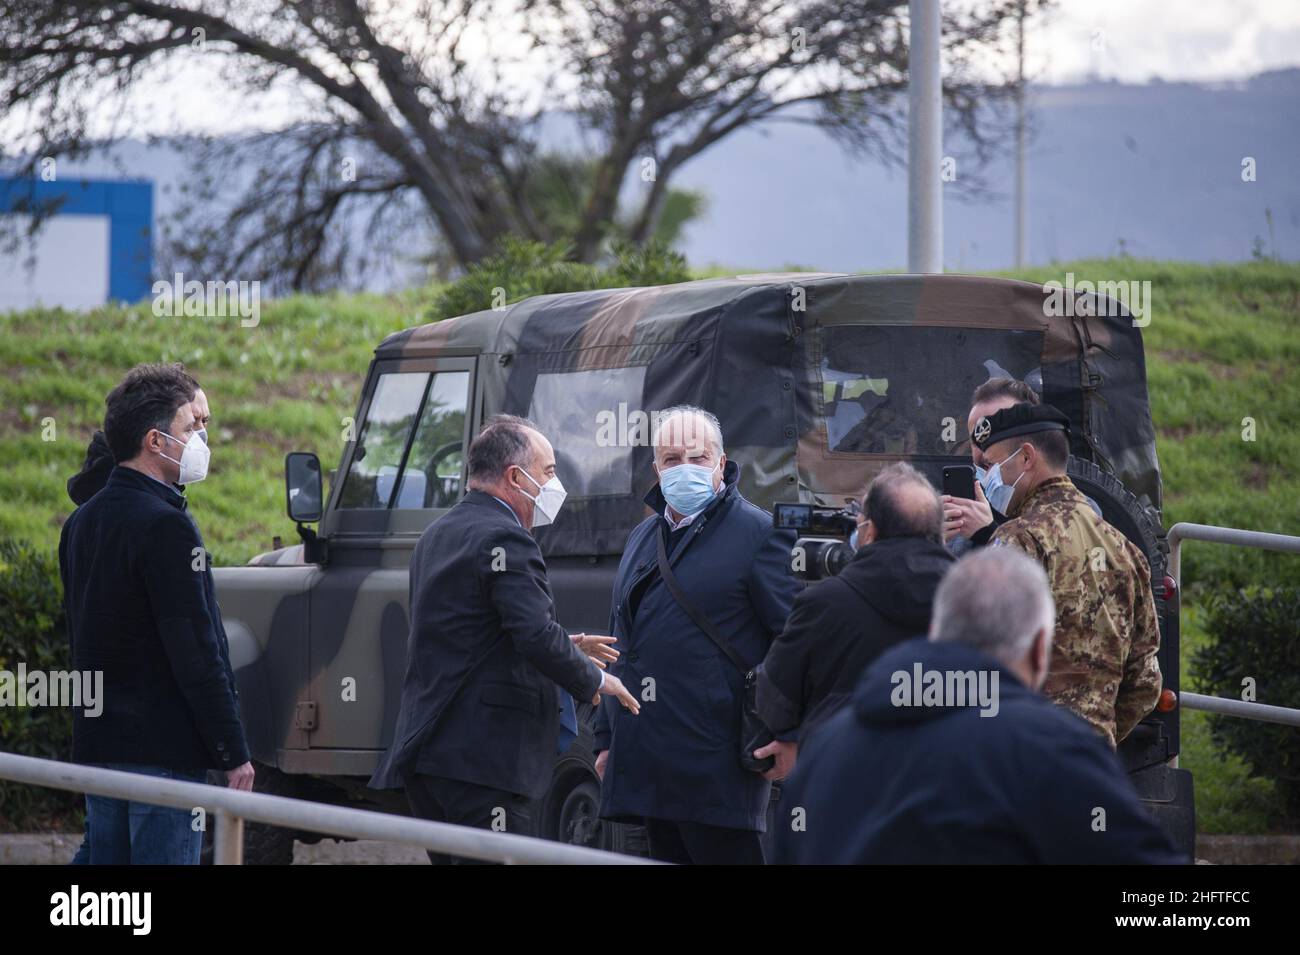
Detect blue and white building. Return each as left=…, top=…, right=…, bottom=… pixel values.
left=0, top=176, right=153, bottom=311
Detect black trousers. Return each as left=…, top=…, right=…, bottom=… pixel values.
left=643, top=816, right=765, bottom=865
left=406, top=773, right=537, bottom=865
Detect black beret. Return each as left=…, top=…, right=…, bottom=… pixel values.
left=972, top=403, right=1071, bottom=450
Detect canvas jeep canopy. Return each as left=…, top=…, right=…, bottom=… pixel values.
left=376, top=272, right=1162, bottom=557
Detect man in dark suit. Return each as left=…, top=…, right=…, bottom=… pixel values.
left=59, top=363, right=253, bottom=865
left=370, top=415, right=639, bottom=862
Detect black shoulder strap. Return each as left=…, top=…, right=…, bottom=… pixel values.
left=655, top=523, right=752, bottom=675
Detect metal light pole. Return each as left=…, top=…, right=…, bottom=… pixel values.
left=1014, top=0, right=1027, bottom=268
left=907, top=0, right=943, bottom=273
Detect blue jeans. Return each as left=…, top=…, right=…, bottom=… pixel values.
left=82, top=764, right=208, bottom=865
left=69, top=818, right=90, bottom=865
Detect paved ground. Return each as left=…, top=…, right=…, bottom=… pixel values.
left=2, top=833, right=1296, bottom=864
left=0, top=833, right=429, bottom=864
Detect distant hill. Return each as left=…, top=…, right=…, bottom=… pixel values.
left=670, top=69, right=1300, bottom=271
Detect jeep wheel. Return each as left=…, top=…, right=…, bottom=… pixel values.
left=1066, top=455, right=1166, bottom=583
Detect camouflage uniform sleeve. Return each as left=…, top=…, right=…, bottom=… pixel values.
left=990, top=521, right=1048, bottom=563
left=1114, top=546, right=1163, bottom=743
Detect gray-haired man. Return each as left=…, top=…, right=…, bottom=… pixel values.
left=594, top=406, right=799, bottom=864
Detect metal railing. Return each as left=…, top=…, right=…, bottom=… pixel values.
left=1166, top=522, right=1300, bottom=727
left=1179, top=692, right=1300, bottom=729
left=1167, top=522, right=1300, bottom=590
left=0, top=751, right=652, bottom=865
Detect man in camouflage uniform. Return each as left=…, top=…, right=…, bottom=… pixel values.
left=973, top=403, right=1162, bottom=747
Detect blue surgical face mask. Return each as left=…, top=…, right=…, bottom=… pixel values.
left=978, top=448, right=1025, bottom=515
left=659, top=460, right=721, bottom=517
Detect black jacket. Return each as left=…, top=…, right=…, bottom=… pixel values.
left=774, top=639, right=1185, bottom=864
left=594, top=462, right=799, bottom=830
left=757, top=535, right=954, bottom=736
left=58, top=466, right=249, bottom=771
left=67, top=430, right=116, bottom=506
left=369, top=491, right=602, bottom=799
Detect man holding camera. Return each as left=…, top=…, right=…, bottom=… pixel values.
left=755, top=463, right=954, bottom=775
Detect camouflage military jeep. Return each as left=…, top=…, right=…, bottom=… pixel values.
left=213, top=272, right=1192, bottom=863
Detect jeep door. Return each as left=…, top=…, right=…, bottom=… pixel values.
left=302, top=356, right=475, bottom=772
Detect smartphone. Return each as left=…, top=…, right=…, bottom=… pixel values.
left=942, top=465, right=976, bottom=500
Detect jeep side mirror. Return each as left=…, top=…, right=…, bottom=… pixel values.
left=286, top=452, right=328, bottom=564
left=285, top=451, right=324, bottom=523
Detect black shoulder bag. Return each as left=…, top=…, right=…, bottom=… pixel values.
left=655, top=526, right=775, bottom=774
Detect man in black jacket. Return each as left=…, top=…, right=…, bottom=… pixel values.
left=755, top=462, right=954, bottom=779
left=370, top=415, right=639, bottom=862
left=774, top=547, right=1184, bottom=864
left=59, top=364, right=252, bottom=865
left=67, top=387, right=211, bottom=506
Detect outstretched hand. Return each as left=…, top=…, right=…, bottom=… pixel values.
left=571, top=632, right=619, bottom=668
left=594, top=672, right=640, bottom=715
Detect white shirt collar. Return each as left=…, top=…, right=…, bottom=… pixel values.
left=663, top=506, right=700, bottom=532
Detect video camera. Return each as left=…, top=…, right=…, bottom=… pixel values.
left=772, top=500, right=861, bottom=581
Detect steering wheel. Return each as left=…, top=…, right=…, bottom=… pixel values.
left=421, top=441, right=464, bottom=508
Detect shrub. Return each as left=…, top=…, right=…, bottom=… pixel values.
left=0, top=537, right=80, bottom=830
left=428, top=236, right=691, bottom=322
left=1190, top=586, right=1300, bottom=825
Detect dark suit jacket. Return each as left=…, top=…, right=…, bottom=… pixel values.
left=58, top=466, right=249, bottom=771
left=369, top=491, right=602, bottom=799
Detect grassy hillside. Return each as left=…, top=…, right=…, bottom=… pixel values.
left=0, top=291, right=420, bottom=566
left=1, top=258, right=1297, bottom=834
left=994, top=260, right=1300, bottom=595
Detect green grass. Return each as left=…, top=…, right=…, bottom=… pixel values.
left=996, top=260, right=1300, bottom=598
left=0, top=291, right=423, bottom=567
left=1178, top=603, right=1288, bottom=834
left=2, top=258, right=1297, bottom=834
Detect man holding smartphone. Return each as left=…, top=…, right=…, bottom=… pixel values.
left=942, top=377, right=1042, bottom=551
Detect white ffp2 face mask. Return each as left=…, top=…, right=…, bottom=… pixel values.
left=159, top=430, right=211, bottom=485
left=517, top=467, right=567, bottom=528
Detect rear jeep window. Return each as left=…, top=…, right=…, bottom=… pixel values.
left=820, top=325, right=1043, bottom=456
left=527, top=365, right=648, bottom=498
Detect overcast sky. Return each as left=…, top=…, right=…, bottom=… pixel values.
left=7, top=0, right=1300, bottom=144
left=1028, top=0, right=1300, bottom=84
